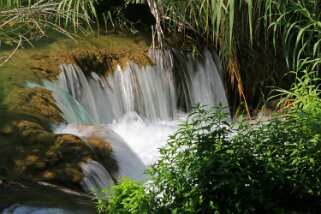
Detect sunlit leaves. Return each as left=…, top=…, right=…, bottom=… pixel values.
left=150, top=105, right=321, bottom=212
left=92, top=177, right=151, bottom=214
left=274, top=69, right=321, bottom=112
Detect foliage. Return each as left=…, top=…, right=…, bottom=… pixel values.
left=1, top=0, right=320, bottom=105
left=99, top=2, right=140, bottom=34
left=95, top=96, right=321, bottom=213
left=147, top=106, right=321, bottom=213
left=0, top=0, right=135, bottom=49
left=56, top=0, right=98, bottom=32
left=275, top=69, right=321, bottom=113
left=0, top=1, right=54, bottom=45
left=1, top=0, right=99, bottom=29
left=143, top=0, right=278, bottom=112
left=0, top=1, right=65, bottom=67
left=270, top=0, right=321, bottom=70
left=0, top=0, right=105, bottom=68
left=93, top=177, right=151, bottom=214
left=93, top=68, right=321, bottom=212
left=155, top=0, right=320, bottom=67
left=144, top=0, right=320, bottom=110
left=0, top=0, right=146, bottom=47
left=148, top=106, right=231, bottom=213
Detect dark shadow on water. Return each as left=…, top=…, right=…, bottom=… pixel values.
left=0, top=183, right=96, bottom=213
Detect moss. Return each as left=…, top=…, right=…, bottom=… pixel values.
left=5, top=88, right=63, bottom=125
left=85, top=136, right=119, bottom=177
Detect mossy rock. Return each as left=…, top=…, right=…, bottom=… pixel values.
left=85, top=136, right=119, bottom=177
left=0, top=113, right=118, bottom=191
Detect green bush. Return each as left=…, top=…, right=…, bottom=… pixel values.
left=93, top=70, right=321, bottom=213
left=93, top=177, right=151, bottom=214
left=94, top=105, right=321, bottom=213
left=276, top=69, right=321, bottom=114
left=148, top=107, right=321, bottom=213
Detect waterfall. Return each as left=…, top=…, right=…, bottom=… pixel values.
left=80, top=160, right=114, bottom=193
left=37, top=49, right=229, bottom=193
left=50, top=49, right=228, bottom=124
left=53, top=49, right=176, bottom=123
left=173, top=50, right=229, bottom=112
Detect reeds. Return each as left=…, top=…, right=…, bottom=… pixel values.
left=152, top=0, right=320, bottom=111
left=155, top=0, right=264, bottom=113
left=57, top=0, right=98, bottom=32
left=270, top=0, right=321, bottom=71
left=0, top=0, right=98, bottom=46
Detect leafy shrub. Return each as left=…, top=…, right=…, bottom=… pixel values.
left=93, top=177, right=151, bottom=214
left=95, top=104, right=321, bottom=213
left=146, top=105, right=321, bottom=213
left=276, top=69, right=321, bottom=114
left=94, top=70, right=321, bottom=213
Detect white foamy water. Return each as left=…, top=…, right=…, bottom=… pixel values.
left=109, top=111, right=186, bottom=165
left=80, top=160, right=114, bottom=192
left=53, top=49, right=176, bottom=123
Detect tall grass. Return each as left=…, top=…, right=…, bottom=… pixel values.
left=56, top=0, right=98, bottom=32
left=0, top=0, right=102, bottom=68
left=270, top=0, right=321, bottom=71
left=0, top=0, right=100, bottom=47
left=147, top=0, right=278, bottom=113
left=0, top=1, right=76, bottom=45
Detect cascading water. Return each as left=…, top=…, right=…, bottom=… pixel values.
left=173, top=50, right=229, bottom=112
left=52, top=49, right=176, bottom=123
left=35, top=49, right=229, bottom=192
left=56, top=124, right=147, bottom=183
left=80, top=160, right=114, bottom=193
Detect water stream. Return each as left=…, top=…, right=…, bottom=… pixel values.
left=31, top=49, right=229, bottom=193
